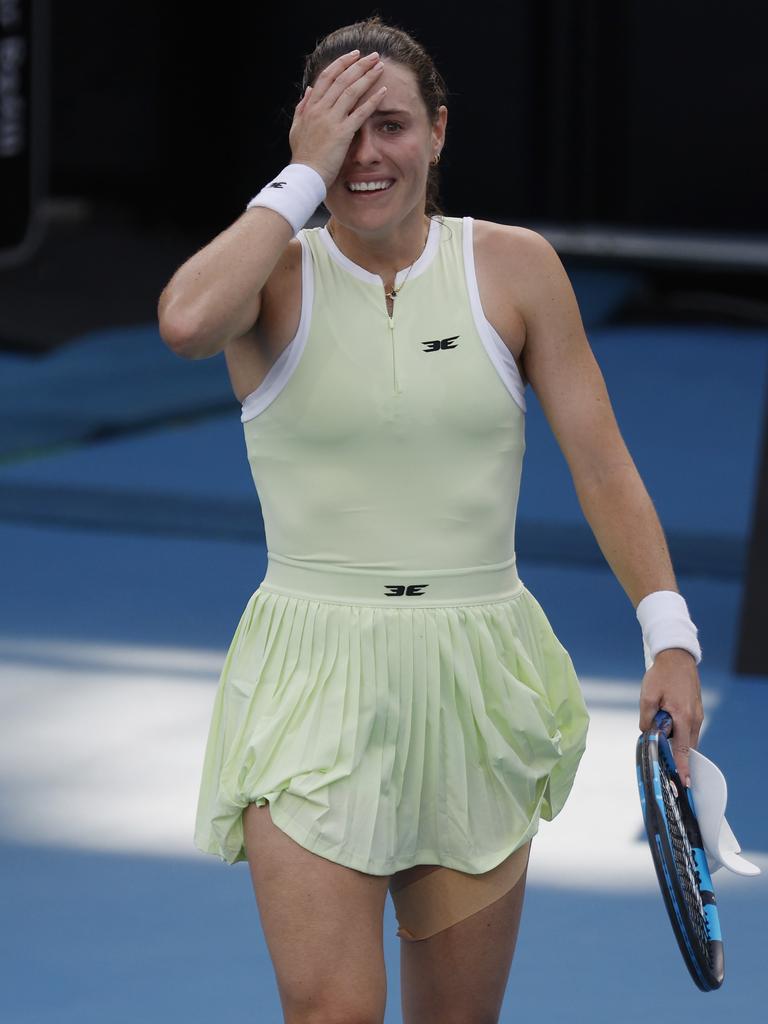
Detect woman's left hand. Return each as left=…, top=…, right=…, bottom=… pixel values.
left=638, top=647, right=704, bottom=788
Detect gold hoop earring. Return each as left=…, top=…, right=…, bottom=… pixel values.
left=430, top=152, right=441, bottom=166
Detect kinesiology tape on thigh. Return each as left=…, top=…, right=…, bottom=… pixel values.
left=391, top=841, right=531, bottom=941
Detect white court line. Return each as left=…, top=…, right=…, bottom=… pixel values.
left=0, top=637, right=764, bottom=889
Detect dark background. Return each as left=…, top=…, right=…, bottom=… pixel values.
left=2, top=0, right=768, bottom=352
left=46, top=1, right=768, bottom=234
left=4, top=0, right=767, bottom=355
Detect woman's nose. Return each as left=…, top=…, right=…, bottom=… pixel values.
left=349, top=125, right=381, bottom=163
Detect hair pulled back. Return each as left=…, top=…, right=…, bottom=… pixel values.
left=299, top=15, right=448, bottom=218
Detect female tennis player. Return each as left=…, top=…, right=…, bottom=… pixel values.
left=158, top=16, right=704, bottom=1024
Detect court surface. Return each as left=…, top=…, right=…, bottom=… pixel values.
left=1, top=278, right=766, bottom=1022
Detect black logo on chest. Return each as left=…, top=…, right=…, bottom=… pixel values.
left=422, top=335, right=459, bottom=352
left=268, top=181, right=287, bottom=188
left=384, top=584, right=429, bottom=597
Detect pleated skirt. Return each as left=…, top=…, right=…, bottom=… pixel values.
left=193, top=553, right=590, bottom=875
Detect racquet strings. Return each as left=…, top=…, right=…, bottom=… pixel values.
left=658, top=747, right=712, bottom=963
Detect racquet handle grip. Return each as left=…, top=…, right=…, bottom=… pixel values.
left=654, top=709, right=674, bottom=737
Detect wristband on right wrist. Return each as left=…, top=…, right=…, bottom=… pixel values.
left=245, top=163, right=327, bottom=236
left=635, top=589, right=702, bottom=671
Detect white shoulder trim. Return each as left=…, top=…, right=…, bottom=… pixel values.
left=461, top=216, right=526, bottom=413
left=240, top=232, right=314, bottom=423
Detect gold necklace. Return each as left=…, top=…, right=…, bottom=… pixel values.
left=327, top=218, right=430, bottom=300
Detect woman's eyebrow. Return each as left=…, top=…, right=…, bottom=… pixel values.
left=374, top=108, right=410, bottom=117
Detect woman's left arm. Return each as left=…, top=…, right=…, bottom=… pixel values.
left=500, top=225, right=703, bottom=784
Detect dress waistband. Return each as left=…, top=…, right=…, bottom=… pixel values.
left=259, top=553, right=524, bottom=607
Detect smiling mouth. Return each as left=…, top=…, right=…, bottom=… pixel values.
left=345, top=180, right=396, bottom=195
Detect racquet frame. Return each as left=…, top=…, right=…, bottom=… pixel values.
left=636, top=709, right=724, bottom=991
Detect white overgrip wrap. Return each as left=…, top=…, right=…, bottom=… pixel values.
left=245, top=163, right=327, bottom=236
left=635, top=589, right=702, bottom=671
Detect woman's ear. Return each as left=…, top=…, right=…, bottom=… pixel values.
left=433, top=105, right=448, bottom=150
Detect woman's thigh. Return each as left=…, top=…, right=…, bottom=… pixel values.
left=397, top=850, right=530, bottom=1024
left=243, top=801, right=391, bottom=1023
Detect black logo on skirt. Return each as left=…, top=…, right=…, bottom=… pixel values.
left=384, top=584, right=429, bottom=596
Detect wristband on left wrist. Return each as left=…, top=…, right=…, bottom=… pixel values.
left=636, top=590, right=702, bottom=671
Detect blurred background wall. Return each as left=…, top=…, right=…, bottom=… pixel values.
left=3, top=0, right=768, bottom=350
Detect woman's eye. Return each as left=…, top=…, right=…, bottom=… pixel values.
left=382, top=121, right=403, bottom=132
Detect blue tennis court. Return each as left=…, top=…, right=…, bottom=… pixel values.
left=1, top=258, right=766, bottom=1021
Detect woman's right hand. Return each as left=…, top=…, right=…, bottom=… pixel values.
left=289, top=50, right=388, bottom=190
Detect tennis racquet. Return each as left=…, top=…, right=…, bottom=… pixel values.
left=636, top=709, right=724, bottom=991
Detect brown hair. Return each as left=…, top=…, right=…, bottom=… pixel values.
left=298, top=15, right=448, bottom=218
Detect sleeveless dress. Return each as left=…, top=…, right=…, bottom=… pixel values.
left=193, top=215, right=590, bottom=873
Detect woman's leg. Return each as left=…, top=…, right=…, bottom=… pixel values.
left=397, top=849, right=530, bottom=1024
left=243, top=801, right=391, bottom=1024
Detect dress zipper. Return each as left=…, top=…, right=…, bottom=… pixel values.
left=387, top=297, right=400, bottom=393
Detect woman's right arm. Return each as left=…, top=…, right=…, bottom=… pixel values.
left=157, top=206, right=294, bottom=360
left=158, top=48, right=388, bottom=360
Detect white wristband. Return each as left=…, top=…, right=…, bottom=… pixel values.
left=245, top=163, right=327, bottom=236
left=635, top=590, right=702, bottom=670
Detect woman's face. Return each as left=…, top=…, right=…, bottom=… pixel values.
left=324, top=59, right=447, bottom=232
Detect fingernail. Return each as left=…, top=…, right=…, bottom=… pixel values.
left=685, top=776, right=691, bottom=789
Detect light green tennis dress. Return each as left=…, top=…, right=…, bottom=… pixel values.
left=193, top=214, right=590, bottom=873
